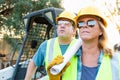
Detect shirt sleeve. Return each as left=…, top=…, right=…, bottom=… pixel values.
left=32, top=40, right=47, bottom=67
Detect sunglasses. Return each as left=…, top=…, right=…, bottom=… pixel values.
left=78, top=20, right=96, bottom=28
left=57, top=20, right=72, bottom=26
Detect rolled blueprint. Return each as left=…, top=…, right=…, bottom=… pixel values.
left=50, top=38, right=82, bottom=75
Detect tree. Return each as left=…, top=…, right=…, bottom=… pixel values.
left=0, top=0, right=62, bottom=35
left=0, top=0, right=62, bottom=49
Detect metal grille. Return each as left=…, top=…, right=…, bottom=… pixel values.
left=14, top=21, right=54, bottom=80
left=21, top=22, right=54, bottom=65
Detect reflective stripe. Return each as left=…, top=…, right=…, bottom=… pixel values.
left=118, top=53, right=120, bottom=79
left=111, top=53, right=120, bottom=80
left=48, top=38, right=55, bottom=63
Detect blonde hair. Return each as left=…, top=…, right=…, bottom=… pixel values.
left=98, top=21, right=113, bottom=57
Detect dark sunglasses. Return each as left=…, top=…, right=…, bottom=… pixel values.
left=78, top=20, right=96, bottom=28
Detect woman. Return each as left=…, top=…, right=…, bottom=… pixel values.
left=76, top=5, right=120, bottom=80
left=47, top=5, right=120, bottom=80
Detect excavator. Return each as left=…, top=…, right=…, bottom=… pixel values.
left=0, top=7, right=63, bottom=80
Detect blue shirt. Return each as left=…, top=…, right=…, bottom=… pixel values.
left=32, top=40, right=69, bottom=66
left=81, top=64, right=98, bottom=80
left=77, top=48, right=103, bottom=80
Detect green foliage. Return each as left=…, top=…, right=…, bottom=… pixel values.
left=0, top=0, right=62, bottom=32
left=0, top=0, right=62, bottom=48
left=50, top=0, right=61, bottom=7
left=0, top=0, right=4, bottom=4
left=4, top=34, right=22, bottom=51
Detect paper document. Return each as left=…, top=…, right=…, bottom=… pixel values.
left=50, top=38, right=82, bottom=75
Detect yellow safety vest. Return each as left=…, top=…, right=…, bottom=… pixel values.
left=96, top=53, right=120, bottom=80
left=45, top=37, right=78, bottom=80
left=45, top=37, right=120, bottom=80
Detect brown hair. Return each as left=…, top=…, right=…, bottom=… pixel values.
left=98, top=21, right=113, bottom=57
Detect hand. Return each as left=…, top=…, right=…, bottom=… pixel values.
left=47, top=55, right=70, bottom=80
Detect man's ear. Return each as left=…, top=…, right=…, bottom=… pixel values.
left=73, top=28, right=77, bottom=37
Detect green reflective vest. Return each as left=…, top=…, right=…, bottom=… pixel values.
left=45, top=37, right=120, bottom=80
left=45, top=37, right=78, bottom=80
left=96, top=53, right=120, bottom=80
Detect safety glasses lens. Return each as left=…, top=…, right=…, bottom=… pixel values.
left=78, top=21, right=84, bottom=27
left=57, top=20, right=72, bottom=26
left=87, top=20, right=96, bottom=27
left=78, top=20, right=96, bottom=28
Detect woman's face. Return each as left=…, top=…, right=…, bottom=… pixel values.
left=77, top=17, right=102, bottom=42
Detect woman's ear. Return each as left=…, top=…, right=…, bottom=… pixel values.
left=99, top=32, right=102, bottom=36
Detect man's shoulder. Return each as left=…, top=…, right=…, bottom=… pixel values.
left=47, top=37, right=57, bottom=41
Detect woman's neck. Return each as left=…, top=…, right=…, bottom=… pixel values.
left=82, top=38, right=100, bottom=54
left=81, top=41, right=100, bottom=67
left=82, top=42, right=100, bottom=55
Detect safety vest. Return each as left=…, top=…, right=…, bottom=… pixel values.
left=96, top=53, right=120, bottom=80
left=45, top=37, right=78, bottom=80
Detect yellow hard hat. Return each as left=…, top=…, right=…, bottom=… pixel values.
left=56, top=11, right=76, bottom=25
left=76, top=5, right=107, bottom=27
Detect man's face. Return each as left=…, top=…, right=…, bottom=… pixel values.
left=56, top=19, right=76, bottom=39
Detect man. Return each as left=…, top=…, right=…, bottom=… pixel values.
left=25, top=10, right=77, bottom=80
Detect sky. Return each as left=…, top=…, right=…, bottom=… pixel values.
left=61, top=0, right=120, bottom=48
left=61, top=0, right=106, bottom=13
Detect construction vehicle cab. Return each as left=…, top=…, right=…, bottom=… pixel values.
left=0, top=7, right=63, bottom=80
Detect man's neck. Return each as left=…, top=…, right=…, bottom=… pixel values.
left=58, top=37, right=73, bottom=45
